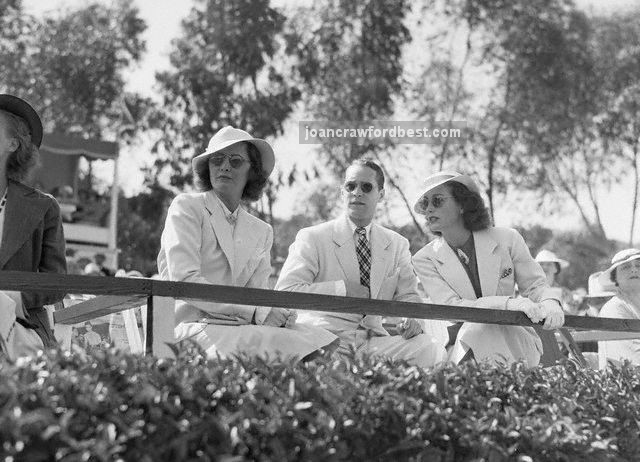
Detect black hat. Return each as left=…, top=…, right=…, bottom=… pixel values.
left=0, top=94, right=43, bottom=148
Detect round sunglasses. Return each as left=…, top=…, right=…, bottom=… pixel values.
left=209, top=153, right=249, bottom=169
left=343, top=181, right=375, bottom=193
left=420, top=195, right=455, bottom=209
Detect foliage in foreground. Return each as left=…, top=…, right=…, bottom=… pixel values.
left=0, top=345, right=639, bottom=461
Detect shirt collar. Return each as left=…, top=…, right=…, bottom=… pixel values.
left=213, top=192, right=240, bottom=224
left=347, top=217, right=372, bottom=241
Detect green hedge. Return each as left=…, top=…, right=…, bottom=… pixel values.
left=1, top=345, right=638, bottom=461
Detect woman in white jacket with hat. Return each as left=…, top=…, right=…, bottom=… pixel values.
left=534, top=249, right=574, bottom=313
left=157, top=126, right=337, bottom=361
left=411, top=171, right=564, bottom=367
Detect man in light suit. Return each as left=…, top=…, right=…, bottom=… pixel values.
left=276, top=159, right=446, bottom=367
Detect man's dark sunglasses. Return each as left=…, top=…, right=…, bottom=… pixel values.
left=343, top=181, right=374, bottom=193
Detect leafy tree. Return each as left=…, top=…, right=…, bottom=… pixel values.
left=406, top=0, right=475, bottom=172
left=599, top=82, right=640, bottom=246
left=1, top=0, right=147, bottom=140
left=445, top=0, right=598, bottom=222
left=0, top=0, right=35, bottom=94
left=532, top=11, right=640, bottom=242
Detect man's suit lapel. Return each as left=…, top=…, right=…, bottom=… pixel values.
left=369, top=224, right=390, bottom=299
left=474, top=230, right=500, bottom=297
left=203, top=192, right=235, bottom=272
left=332, top=215, right=360, bottom=285
left=0, top=182, right=47, bottom=268
left=431, top=238, right=477, bottom=300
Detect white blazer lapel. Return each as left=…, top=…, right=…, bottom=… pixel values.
left=204, top=192, right=235, bottom=270
left=474, top=230, right=501, bottom=297
left=432, top=238, right=477, bottom=300
left=369, top=224, right=390, bottom=299
left=233, top=209, right=261, bottom=281
left=333, top=216, right=361, bottom=285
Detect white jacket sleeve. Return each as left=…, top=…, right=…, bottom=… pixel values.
left=276, top=228, right=345, bottom=296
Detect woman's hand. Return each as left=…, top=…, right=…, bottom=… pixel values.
left=507, top=298, right=544, bottom=324
left=262, top=308, right=293, bottom=327
left=284, top=310, right=297, bottom=328
left=539, top=299, right=565, bottom=330
left=397, top=318, right=423, bottom=339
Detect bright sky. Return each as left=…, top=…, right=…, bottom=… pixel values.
left=22, top=0, right=640, bottom=245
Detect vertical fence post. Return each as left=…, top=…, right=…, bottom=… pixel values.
left=143, top=295, right=175, bottom=358
left=144, top=295, right=153, bottom=355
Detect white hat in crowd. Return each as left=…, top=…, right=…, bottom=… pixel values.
left=534, top=249, right=569, bottom=269
left=584, top=271, right=615, bottom=299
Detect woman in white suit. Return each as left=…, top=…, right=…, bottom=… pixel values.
left=412, top=172, right=564, bottom=367
left=157, top=126, right=337, bottom=361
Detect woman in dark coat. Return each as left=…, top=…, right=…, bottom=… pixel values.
left=0, top=94, right=66, bottom=349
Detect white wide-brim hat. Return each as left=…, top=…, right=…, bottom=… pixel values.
left=413, top=171, right=481, bottom=214
left=534, top=249, right=569, bottom=269
left=598, top=248, right=640, bottom=288
left=192, top=126, right=275, bottom=177
left=584, top=271, right=615, bottom=299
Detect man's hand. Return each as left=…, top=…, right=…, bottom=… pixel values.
left=507, top=298, right=544, bottom=324
left=397, top=318, right=423, bottom=339
left=345, top=281, right=370, bottom=298
left=539, top=299, right=565, bottom=330
left=284, top=310, right=297, bottom=328
left=262, top=308, right=291, bottom=327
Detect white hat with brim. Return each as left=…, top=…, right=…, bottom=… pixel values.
left=414, top=171, right=482, bottom=215
left=535, top=249, right=569, bottom=269
left=598, top=248, right=640, bottom=289
left=191, top=126, right=275, bottom=177
left=584, top=271, right=615, bottom=299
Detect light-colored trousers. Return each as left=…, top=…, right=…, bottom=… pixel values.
left=333, top=328, right=447, bottom=368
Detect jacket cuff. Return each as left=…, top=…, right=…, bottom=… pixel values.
left=253, top=306, right=271, bottom=325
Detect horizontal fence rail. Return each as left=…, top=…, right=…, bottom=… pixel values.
left=1, top=270, right=639, bottom=333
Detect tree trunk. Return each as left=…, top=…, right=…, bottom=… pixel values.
left=374, top=155, right=426, bottom=238
left=552, top=162, right=607, bottom=241
left=630, top=141, right=639, bottom=247
left=485, top=117, right=504, bottom=223
left=438, top=27, right=473, bottom=170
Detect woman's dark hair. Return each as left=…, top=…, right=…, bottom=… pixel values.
left=193, top=142, right=268, bottom=202
left=449, top=181, right=492, bottom=231
left=610, top=268, right=617, bottom=285
left=0, top=109, right=39, bottom=182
